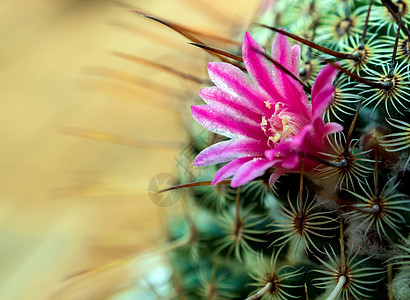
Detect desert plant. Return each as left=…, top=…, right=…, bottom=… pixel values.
left=113, top=0, right=410, bottom=299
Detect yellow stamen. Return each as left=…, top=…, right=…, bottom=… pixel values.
left=261, top=116, right=268, bottom=132
left=264, top=101, right=271, bottom=109
left=261, top=116, right=267, bottom=126
left=273, top=133, right=281, bottom=143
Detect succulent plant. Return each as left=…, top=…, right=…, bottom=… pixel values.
left=108, top=0, right=410, bottom=299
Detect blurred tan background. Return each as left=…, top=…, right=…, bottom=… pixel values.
left=0, top=0, right=259, bottom=299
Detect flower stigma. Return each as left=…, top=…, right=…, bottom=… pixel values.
left=260, top=102, right=303, bottom=147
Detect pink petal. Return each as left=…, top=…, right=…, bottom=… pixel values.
left=271, top=30, right=300, bottom=77
left=242, top=32, right=285, bottom=102
left=191, top=105, right=262, bottom=139
left=299, top=121, right=329, bottom=156
left=311, top=63, right=339, bottom=117
left=290, top=45, right=301, bottom=76
left=264, top=125, right=313, bottom=169
left=212, top=157, right=254, bottom=185
left=231, top=158, right=274, bottom=187
left=268, top=141, right=302, bottom=169
left=323, top=122, right=344, bottom=136
left=269, top=169, right=288, bottom=186
left=281, top=154, right=301, bottom=169
left=193, top=138, right=266, bottom=167
left=270, top=31, right=308, bottom=114
left=264, top=141, right=291, bottom=160
left=311, top=118, right=342, bottom=147
left=265, top=148, right=277, bottom=160
left=207, top=62, right=270, bottom=114
left=289, top=125, right=313, bottom=148
left=199, top=87, right=262, bottom=124
left=312, top=88, right=335, bottom=119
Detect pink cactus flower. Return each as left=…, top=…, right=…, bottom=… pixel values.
left=191, top=31, right=343, bottom=188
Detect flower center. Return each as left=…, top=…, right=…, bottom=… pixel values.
left=261, top=102, right=301, bottom=147
left=334, top=17, right=354, bottom=38
left=399, top=38, right=410, bottom=60
left=395, top=0, right=408, bottom=18
left=378, top=73, right=401, bottom=100
left=349, top=46, right=370, bottom=71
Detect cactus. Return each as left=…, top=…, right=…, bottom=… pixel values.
left=121, top=0, right=410, bottom=299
